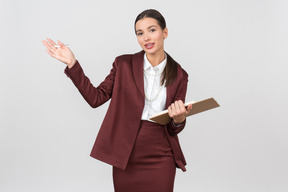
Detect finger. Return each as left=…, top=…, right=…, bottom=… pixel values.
left=187, top=104, right=193, bottom=112
left=170, top=103, right=177, bottom=116
left=177, top=100, right=186, bottom=113
left=178, top=100, right=186, bottom=111
left=47, top=38, right=58, bottom=48
left=45, top=48, right=55, bottom=57
left=183, top=105, right=188, bottom=112
left=174, top=101, right=188, bottom=118
left=177, top=100, right=186, bottom=114
left=57, top=40, right=66, bottom=48
left=168, top=106, right=174, bottom=118
left=42, top=40, right=53, bottom=49
left=174, top=101, right=181, bottom=114
left=43, top=40, right=56, bottom=52
left=177, top=100, right=184, bottom=105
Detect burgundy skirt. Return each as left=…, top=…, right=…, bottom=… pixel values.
left=113, top=120, right=176, bottom=192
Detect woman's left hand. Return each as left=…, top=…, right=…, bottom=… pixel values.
left=168, top=100, right=193, bottom=124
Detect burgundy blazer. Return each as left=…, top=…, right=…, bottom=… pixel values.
left=64, top=50, right=189, bottom=172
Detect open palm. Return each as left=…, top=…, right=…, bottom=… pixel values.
left=42, top=38, right=76, bottom=68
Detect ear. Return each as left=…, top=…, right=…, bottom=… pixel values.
left=163, top=27, right=168, bottom=39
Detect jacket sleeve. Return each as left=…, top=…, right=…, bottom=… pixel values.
left=167, top=73, right=189, bottom=136
left=64, top=59, right=118, bottom=108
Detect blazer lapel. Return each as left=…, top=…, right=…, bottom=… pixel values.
left=132, top=50, right=145, bottom=98
left=132, top=50, right=179, bottom=108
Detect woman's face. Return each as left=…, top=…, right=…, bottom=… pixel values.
left=135, top=17, right=168, bottom=56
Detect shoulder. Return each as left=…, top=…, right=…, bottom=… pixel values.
left=114, top=50, right=144, bottom=64
left=177, top=62, right=188, bottom=79
left=115, top=53, right=133, bottom=63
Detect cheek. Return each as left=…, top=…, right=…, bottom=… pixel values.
left=155, top=34, right=164, bottom=44
left=137, top=37, right=143, bottom=45
left=153, top=32, right=164, bottom=41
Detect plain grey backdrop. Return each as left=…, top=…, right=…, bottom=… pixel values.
left=1, top=0, right=287, bottom=191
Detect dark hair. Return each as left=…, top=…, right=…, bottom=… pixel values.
left=134, top=9, right=177, bottom=87
left=134, top=9, right=166, bottom=32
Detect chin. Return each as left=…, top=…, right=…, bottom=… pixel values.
left=144, top=48, right=158, bottom=55
left=144, top=50, right=154, bottom=54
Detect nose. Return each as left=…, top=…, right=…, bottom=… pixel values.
left=144, top=33, right=150, bottom=41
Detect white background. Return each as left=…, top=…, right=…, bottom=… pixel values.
left=1, top=0, right=288, bottom=191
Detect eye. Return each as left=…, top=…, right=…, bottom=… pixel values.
left=150, top=28, right=156, bottom=32
left=137, top=32, right=143, bottom=36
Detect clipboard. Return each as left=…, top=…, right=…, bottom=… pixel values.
left=149, top=97, right=220, bottom=125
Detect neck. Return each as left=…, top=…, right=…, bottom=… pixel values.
left=146, top=51, right=165, bottom=67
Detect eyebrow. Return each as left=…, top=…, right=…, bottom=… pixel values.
left=136, top=25, right=158, bottom=33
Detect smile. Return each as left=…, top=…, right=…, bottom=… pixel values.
left=144, top=43, right=155, bottom=49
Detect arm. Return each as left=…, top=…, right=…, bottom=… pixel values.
left=167, top=75, right=192, bottom=136
left=42, top=38, right=117, bottom=108
left=64, top=59, right=118, bottom=108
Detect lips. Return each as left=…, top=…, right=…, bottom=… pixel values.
left=144, top=43, right=154, bottom=49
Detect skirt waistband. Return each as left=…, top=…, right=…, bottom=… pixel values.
left=140, top=120, right=164, bottom=128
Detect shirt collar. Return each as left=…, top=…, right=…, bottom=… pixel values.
left=144, top=53, right=167, bottom=72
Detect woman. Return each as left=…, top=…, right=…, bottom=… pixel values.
left=42, top=9, right=192, bottom=192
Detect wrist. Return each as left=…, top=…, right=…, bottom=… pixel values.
left=172, top=119, right=184, bottom=127
left=67, top=59, right=76, bottom=69
left=173, top=118, right=185, bottom=125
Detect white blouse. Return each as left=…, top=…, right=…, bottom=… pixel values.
left=141, top=53, right=167, bottom=121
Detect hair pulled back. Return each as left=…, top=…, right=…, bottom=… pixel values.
left=134, top=9, right=166, bottom=33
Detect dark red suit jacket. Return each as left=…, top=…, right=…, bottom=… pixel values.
left=65, top=50, right=189, bottom=171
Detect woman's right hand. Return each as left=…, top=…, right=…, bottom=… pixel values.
left=42, top=38, right=76, bottom=68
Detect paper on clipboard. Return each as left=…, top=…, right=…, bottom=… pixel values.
left=149, top=97, right=220, bottom=125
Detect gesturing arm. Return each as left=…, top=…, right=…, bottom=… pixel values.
left=42, top=38, right=117, bottom=108
left=64, top=60, right=117, bottom=108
